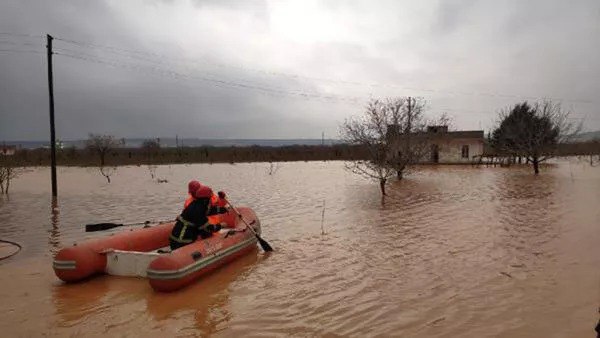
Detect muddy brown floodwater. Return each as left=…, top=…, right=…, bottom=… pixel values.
left=0, top=161, right=598, bottom=337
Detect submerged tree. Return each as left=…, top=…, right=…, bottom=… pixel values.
left=0, top=156, right=24, bottom=194
left=86, top=134, right=122, bottom=167
left=387, top=97, right=431, bottom=180
left=267, top=161, right=281, bottom=175
left=340, top=97, right=430, bottom=196
left=491, top=101, right=579, bottom=174
left=86, top=134, right=123, bottom=183
left=142, top=138, right=161, bottom=179
left=98, top=166, right=117, bottom=184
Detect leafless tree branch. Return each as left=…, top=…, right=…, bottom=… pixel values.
left=340, top=97, right=431, bottom=196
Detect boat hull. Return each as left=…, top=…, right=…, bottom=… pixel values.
left=53, top=223, right=173, bottom=282
left=53, top=207, right=260, bottom=292
left=148, top=207, right=260, bottom=292
left=148, top=235, right=257, bottom=292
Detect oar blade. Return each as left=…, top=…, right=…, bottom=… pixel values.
left=85, top=223, right=123, bottom=232
left=255, top=234, right=274, bottom=252
left=226, top=198, right=273, bottom=252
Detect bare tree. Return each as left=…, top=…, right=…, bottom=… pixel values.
left=98, top=166, right=117, bottom=184
left=86, top=134, right=122, bottom=167
left=0, top=157, right=24, bottom=194
left=387, top=97, right=431, bottom=180
left=86, top=134, right=123, bottom=183
left=340, top=97, right=430, bottom=196
left=582, top=141, right=600, bottom=167
left=491, top=100, right=580, bottom=174
left=141, top=138, right=160, bottom=154
left=433, top=112, right=454, bottom=131
left=587, top=140, right=600, bottom=167
left=578, top=154, right=600, bottom=167
left=267, top=161, right=281, bottom=175
left=142, top=138, right=161, bottom=179
left=0, top=163, right=6, bottom=194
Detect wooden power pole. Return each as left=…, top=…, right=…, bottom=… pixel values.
left=47, top=34, right=57, bottom=197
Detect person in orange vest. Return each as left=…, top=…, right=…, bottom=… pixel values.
left=208, top=190, right=230, bottom=226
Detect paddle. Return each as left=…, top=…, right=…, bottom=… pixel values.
left=85, top=220, right=172, bottom=232
left=225, top=199, right=273, bottom=252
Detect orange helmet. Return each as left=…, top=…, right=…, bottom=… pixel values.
left=195, top=186, right=213, bottom=199
left=188, top=180, right=201, bottom=195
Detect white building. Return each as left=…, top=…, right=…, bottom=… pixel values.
left=424, top=126, right=484, bottom=163
left=389, top=126, right=484, bottom=164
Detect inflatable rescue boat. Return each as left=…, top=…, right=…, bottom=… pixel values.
left=53, top=207, right=260, bottom=292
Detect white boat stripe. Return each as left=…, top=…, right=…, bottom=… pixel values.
left=53, top=260, right=77, bottom=270
left=147, top=237, right=257, bottom=280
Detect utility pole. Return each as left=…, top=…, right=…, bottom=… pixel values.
left=47, top=34, right=57, bottom=197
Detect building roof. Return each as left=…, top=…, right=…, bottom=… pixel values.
left=389, top=129, right=484, bottom=140
left=432, top=130, right=484, bottom=139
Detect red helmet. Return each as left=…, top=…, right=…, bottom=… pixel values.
left=188, top=180, right=201, bottom=194
left=195, top=186, right=213, bottom=199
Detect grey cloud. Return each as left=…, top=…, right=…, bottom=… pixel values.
left=432, top=0, right=479, bottom=35
left=1, top=0, right=599, bottom=142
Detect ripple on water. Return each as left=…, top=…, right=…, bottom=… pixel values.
left=0, top=162, right=599, bottom=337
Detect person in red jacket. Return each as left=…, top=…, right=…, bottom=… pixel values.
left=184, top=180, right=202, bottom=209
left=184, top=180, right=227, bottom=212
left=170, top=185, right=222, bottom=250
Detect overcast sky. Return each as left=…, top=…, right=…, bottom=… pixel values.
left=1, top=0, right=599, bottom=141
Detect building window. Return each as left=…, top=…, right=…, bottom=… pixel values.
left=461, top=145, right=469, bottom=158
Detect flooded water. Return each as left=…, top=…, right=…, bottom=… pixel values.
left=0, top=161, right=598, bottom=337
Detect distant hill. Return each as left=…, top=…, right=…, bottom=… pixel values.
left=3, top=138, right=343, bottom=149
left=574, top=131, right=600, bottom=142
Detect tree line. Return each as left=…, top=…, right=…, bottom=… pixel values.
left=1, top=98, right=597, bottom=193
left=3, top=135, right=367, bottom=184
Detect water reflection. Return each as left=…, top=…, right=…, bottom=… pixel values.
left=48, top=197, right=61, bottom=254
left=494, top=169, right=561, bottom=261
left=50, top=246, right=262, bottom=336
left=146, top=248, right=260, bottom=335
left=51, top=277, right=112, bottom=326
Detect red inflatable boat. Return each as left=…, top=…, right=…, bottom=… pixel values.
left=53, top=207, right=260, bottom=292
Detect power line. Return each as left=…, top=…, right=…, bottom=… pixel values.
left=0, top=49, right=45, bottom=55
left=54, top=37, right=162, bottom=58
left=54, top=52, right=365, bottom=104
left=48, top=51, right=600, bottom=121
left=52, top=41, right=336, bottom=95
left=3, top=33, right=599, bottom=120
left=0, top=40, right=45, bottom=48
left=0, top=34, right=45, bottom=55
left=52, top=35, right=598, bottom=105
left=0, top=32, right=43, bottom=39
left=52, top=47, right=302, bottom=92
